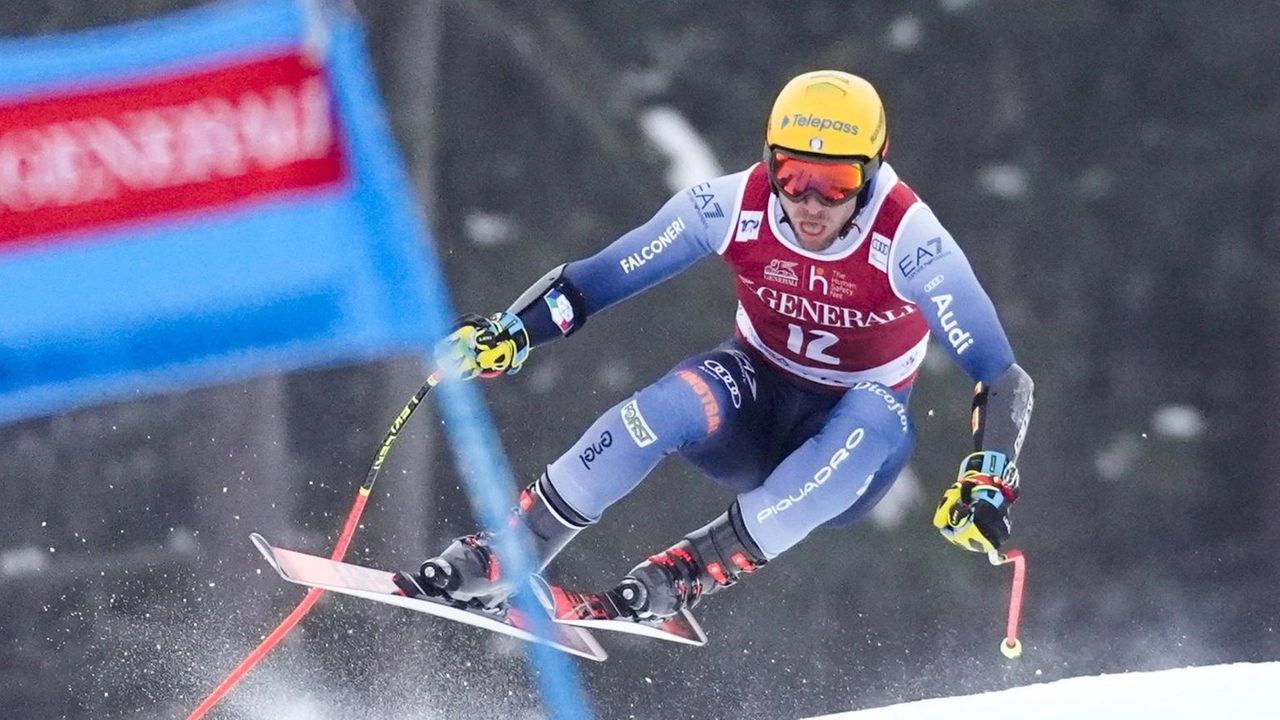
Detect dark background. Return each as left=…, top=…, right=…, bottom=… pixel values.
left=2, top=1, right=1278, bottom=718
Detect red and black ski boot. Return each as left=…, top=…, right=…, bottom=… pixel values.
left=615, top=501, right=766, bottom=621
left=394, top=472, right=592, bottom=609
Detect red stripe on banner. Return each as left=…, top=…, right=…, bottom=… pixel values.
left=0, top=51, right=346, bottom=247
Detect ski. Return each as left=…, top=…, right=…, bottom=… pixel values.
left=250, top=533, right=607, bottom=662
left=529, top=576, right=707, bottom=647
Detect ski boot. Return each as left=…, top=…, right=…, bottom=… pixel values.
left=394, top=472, right=592, bottom=610
left=614, top=502, right=767, bottom=621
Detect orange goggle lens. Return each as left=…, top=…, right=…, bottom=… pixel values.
left=769, top=152, right=871, bottom=205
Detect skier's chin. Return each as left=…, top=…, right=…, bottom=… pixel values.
left=796, top=221, right=834, bottom=249
left=780, top=194, right=852, bottom=250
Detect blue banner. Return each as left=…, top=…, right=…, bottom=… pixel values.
left=0, top=0, right=448, bottom=425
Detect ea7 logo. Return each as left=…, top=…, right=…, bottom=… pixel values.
left=690, top=182, right=724, bottom=220
left=898, top=236, right=950, bottom=279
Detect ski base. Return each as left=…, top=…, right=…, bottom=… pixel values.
left=531, top=576, right=707, bottom=646
left=250, top=533, right=606, bottom=662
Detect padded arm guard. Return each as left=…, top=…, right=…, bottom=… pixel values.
left=971, top=362, right=1034, bottom=462
left=506, top=264, right=590, bottom=347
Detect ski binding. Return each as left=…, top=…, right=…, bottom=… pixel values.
left=250, top=533, right=606, bottom=662
left=530, top=576, right=707, bottom=646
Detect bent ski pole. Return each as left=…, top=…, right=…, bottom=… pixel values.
left=988, top=549, right=1026, bottom=658
left=187, top=370, right=444, bottom=720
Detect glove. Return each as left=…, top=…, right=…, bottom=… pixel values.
left=933, top=451, right=1020, bottom=554
left=435, top=312, right=530, bottom=380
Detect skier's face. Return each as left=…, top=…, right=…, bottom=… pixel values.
left=780, top=193, right=858, bottom=251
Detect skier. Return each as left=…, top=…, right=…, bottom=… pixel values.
left=395, top=70, right=1035, bottom=622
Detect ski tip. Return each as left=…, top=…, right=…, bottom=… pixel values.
left=527, top=574, right=555, bottom=612
left=677, top=608, right=709, bottom=646
left=249, top=533, right=281, bottom=572
left=575, top=627, right=608, bottom=662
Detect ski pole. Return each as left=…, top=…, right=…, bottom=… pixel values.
left=988, top=549, right=1026, bottom=658
left=187, top=370, right=444, bottom=720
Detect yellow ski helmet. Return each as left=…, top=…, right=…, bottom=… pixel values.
left=766, top=70, right=888, bottom=160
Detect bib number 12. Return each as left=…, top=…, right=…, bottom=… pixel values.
left=786, top=324, right=839, bottom=365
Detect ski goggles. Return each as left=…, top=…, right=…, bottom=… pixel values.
left=767, top=149, right=879, bottom=206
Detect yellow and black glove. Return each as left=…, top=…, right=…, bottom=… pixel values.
left=435, top=312, right=530, bottom=380
left=933, top=451, right=1019, bottom=554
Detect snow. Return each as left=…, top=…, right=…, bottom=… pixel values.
left=800, top=662, right=1280, bottom=719
left=976, top=164, right=1029, bottom=200
left=885, top=15, right=924, bottom=52
left=867, top=465, right=922, bottom=528
left=1094, top=432, right=1142, bottom=479
left=464, top=212, right=517, bottom=247
left=1151, top=404, right=1206, bottom=440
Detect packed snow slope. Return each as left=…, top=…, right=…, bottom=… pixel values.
left=804, top=662, right=1278, bottom=719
